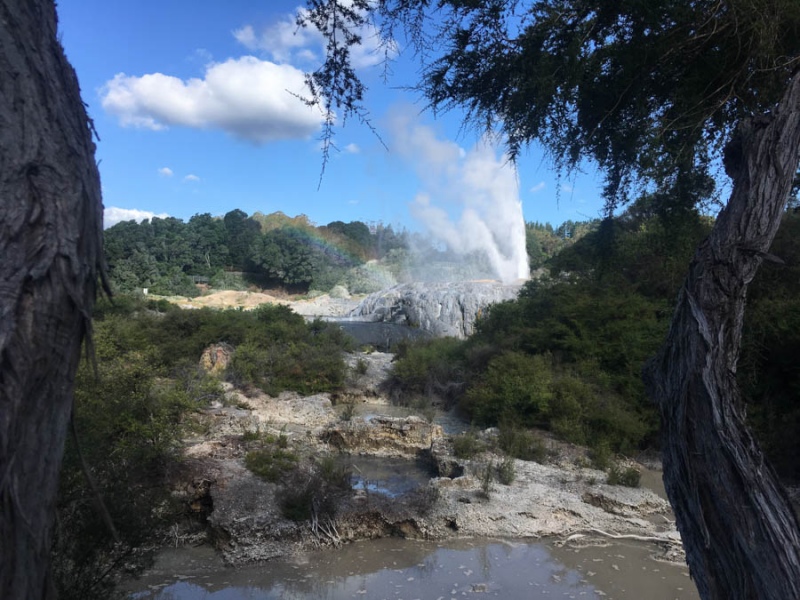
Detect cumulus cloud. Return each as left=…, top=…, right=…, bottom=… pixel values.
left=104, top=207, right=169, bottom=229
left=388, top=106, right=529, bottom=283
left=233, top=5, right=395, bottom=69
left=101, top=56, right=324, bottom=143
left=344, top=142, right=360, bottom=154
left=530, top=181, right=546, bottom=193
left=183, top=174, right=200, bottom=182
left=158, top=167, right=173, bottom=177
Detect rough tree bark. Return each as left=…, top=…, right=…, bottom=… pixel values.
left=0, top=1, right=104, bottom=598
left=644, top=70, right=800, bottom=600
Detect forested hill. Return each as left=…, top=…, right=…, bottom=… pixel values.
left=104, top=210, right=408, bottom=295
left=103, top=209, right=592, bottom=296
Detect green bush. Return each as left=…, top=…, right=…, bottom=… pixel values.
left=339, top=263, right=397, bottom=294
left=245, top=447, right=298, bottom=482
left=355, top=358, right=369, bottom=376
left=242, top=428, right=262, bottom=442
left=589, top=440, right=613, bottom=470
left=388, top=338, right=465, bottom=406
left=452, top=432, right=483, bottom=459
left=53, top=339, right=192, bottom=599
left=276, top=457, right=352, bottom=522
left=317, top=455, right=351, bottom=489
left=497, top=456, right=516, bottom=485
left=607, top=464, right=641, bottom=488
left=497, top=424, right=547, bottom=463
left=225, top=316, right=349, bottom=395
left=465, top=352, right=553, bottom=427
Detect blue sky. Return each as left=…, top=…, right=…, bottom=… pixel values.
left=57, top=1, right=606, bottom=232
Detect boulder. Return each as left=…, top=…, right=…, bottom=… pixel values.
left=200, top=343, right=234, bottom=375
left=323, top=416, right=444, bottom=456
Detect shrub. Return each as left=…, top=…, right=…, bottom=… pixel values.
left=464, top=352, right=554, bottom=427
left=245, top=447, right=298, bottom=482
left=589, top=440, right=613, bottom=470
left=242, top=428, right=262, bottom=442
left=339, top=399, right=357, bottom=422
left=53, top=344, right=191, bottom=599
left=317, top=455, right=351, bottom=489
left=387, top=338, right=466, bottom=406
left=497, top=456, right=516, bottom=485
left=607, top=464, right=641, bottom=487
left=277, top=457, right=352, bottom=522
left=354, top=358, right=369, bottom=376
left=478, top=461, right=494, bottom=499
left=276, top=430, right=289, bottom=449
left=497, top=424, right=547, bottom=463
left=452, top=432, right=483, bottom=459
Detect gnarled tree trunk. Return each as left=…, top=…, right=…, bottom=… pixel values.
left=0, top=1, right=103, bottom=597
left=644, top=70, right=800, bottom=600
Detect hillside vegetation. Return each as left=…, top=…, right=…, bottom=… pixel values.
left=53, top=300, right=353, bottom=598
left=103, top=210, right=587, bottom=296
left=389, top=201, right=800, bottom=481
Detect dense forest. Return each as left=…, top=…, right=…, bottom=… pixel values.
left=104, top=210, right=407, bottom=295
left=103, top=209, right=590, bottom=296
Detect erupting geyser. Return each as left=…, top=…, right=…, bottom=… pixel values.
left=390, top=107, right=530, bottom=284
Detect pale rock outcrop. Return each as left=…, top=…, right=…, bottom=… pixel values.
left=349, top=281, right=522, bottom=339
left=323, top=416, right=444, bottom=456
left=199, top=343, right=234, bottom=375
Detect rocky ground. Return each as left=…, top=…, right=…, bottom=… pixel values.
left=172, top=350, right=686, bottom=568
left=349, top=281, right=522, bottom=338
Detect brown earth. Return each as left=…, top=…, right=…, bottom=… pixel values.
left=152, top=290, right=360, bottom=317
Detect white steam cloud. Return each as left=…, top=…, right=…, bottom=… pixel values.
left=389, top=108, right=529, bottom=283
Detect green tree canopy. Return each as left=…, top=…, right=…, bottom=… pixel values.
left=304, top=0, right=799, bottom=209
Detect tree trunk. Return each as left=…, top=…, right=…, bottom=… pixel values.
left=0, top=1, right=103, bottom=598
left=644, top=70, right=800, bottom=600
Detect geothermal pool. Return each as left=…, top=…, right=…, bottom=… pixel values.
left=127, top=537, right=698, bottom=600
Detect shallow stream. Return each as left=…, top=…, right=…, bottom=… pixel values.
left=128, top=536, right=697, bottom=600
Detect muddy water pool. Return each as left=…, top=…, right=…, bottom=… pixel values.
left=128, top=537, right=698, bottom=599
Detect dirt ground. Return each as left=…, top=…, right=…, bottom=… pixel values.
left=155, top=290, right=360, bottom=317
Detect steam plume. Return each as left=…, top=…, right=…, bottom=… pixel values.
left=389, top=108, right=529, bottom=283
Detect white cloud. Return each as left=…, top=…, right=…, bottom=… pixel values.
left=104, top=207, right=169, bottom=229
left=234, top=5, right=395, bottom=69
left=158, top=167, right=173, bottom=177
left=183, top=174, right=200, bottom=182
left=344, top=142, right=360, bottom=154
left=560, top=183, right=574, bottom=193
left=530, top=181, right=546, bottom=193
left=101, top=56, right=324, bottom=143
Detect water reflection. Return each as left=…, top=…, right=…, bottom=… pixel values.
left=347, top=455, right=433, bottom=498
left=129, top=537, right=697, bottom=600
